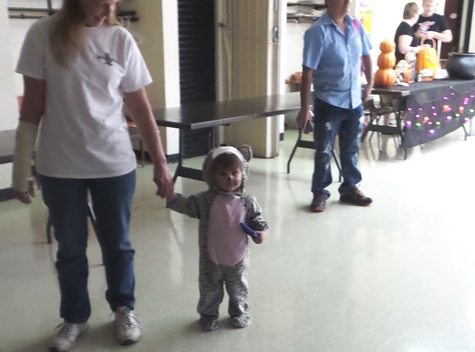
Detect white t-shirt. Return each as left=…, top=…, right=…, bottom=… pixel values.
left=16, top=16, right=153, bottom=178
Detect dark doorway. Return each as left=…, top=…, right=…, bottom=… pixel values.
left=440, top=0, right=460, bottom=58
left=177, top=0, right=216, bottom=159
left=461, top=0, right=474, bottom=52
left=441, top=0, right=474, bottom=58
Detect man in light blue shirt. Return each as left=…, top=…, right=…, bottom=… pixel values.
left=296, top=0, right=374, bottom=213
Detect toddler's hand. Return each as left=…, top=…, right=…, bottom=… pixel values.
left=252, top=231, right=265, bottom=244
left=166, top=192, right=178, bottom=206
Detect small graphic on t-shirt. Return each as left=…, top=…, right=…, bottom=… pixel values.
left=97, top=53, right=118, bottom=66
left=419, top=21, right=435, bottom=31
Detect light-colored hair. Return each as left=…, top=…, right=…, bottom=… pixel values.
left=403, top=2, right=419, bottom=19
left=51, top=0, right=120, bottom=66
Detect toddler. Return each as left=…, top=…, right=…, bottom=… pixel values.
left=167, top=145, right=268, bottom=331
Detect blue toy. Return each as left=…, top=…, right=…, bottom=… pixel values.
left=240, top=223, right=259, bottom=239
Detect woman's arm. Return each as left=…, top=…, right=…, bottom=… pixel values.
left=124, top=88, right=173, bottom=198
left=20, top=76, right=45, bottom=125
left=167, top=192, right=203, bottom=219
left=398, top=35, right=424, bottom=55
left=12, top=76, right=45, bottom=203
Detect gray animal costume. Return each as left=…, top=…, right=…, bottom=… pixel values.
left=167, top=145, right=268, bottom=330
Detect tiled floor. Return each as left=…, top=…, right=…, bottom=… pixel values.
left=2, top=128, right=475, bottom=352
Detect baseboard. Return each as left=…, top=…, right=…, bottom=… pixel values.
left=0, top=187, right=14, bottom=202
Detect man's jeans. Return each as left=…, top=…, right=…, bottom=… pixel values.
left=312, top=99, right=364, bottom=197
left=40, top=170, right=136, bottom=323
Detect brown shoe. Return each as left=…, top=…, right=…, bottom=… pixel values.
left=310, top=193, right=326, bottom=212
left=339, top=188, right=372, bottom=206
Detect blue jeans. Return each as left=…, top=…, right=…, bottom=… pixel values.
left=312, top=99, right=364, bottom=197
left=40, top=170, right=136, bottom=323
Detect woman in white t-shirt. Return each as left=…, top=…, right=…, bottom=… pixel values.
left=11, top=1, right=173, bottom=351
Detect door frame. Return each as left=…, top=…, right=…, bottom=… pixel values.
left=461, top=0, right=474, bottom=52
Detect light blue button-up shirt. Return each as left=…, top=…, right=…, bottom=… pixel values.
left=302, top=12, right=372, bottom=109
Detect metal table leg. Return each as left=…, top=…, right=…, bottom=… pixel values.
left=287, top=130, right=342, bottom=182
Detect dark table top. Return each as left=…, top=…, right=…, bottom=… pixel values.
left=153, top=83, right=467, bottom=131
left=152, top=92, right=302, bottom=130
left=371, top=78, right=475, bottom=97
left=0, top=129, right=16, bottom=164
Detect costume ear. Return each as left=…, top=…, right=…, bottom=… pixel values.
left=236, top=144, right=252, bottom=162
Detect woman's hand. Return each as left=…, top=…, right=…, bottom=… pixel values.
left=153, top=163, right=174, bottom=199
left=14, top=179, right=35, bottom=204
left=124, top=87, right=175, bottom=200
left=414, top=45, right=426, bottom=54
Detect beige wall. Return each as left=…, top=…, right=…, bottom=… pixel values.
left=0, top=0, right=21, bottom=188
left=0, top=0, right=18, bottom=130
left=217, top=0, right=280, bottom=158
left=118, top=0, right=181, bottom=156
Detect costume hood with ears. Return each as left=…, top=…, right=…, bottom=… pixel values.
left=202, top=145, right=253, bottom=192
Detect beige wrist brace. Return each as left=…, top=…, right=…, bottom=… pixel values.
left=12, top=121, right=38, bottom=192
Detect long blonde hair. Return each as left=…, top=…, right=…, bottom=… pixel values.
left=50, top=0, right=120, bottom=66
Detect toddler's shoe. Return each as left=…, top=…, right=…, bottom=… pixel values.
left=199, top=316, right=219, bottom=332
left=230, top=315, right=250, bottom=329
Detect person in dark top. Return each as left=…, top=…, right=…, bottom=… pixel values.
left=413, top=0, right=453, bottom=50
left=394, top=2, right=425, bottom=63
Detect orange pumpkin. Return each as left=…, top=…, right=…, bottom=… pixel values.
left=374, top=68, right=396, bottom=87
left=377, top=52, right=396, bottom=69
left=379, top=39, right=396, bottom=53
left=417, top=40, right=438, bottom=75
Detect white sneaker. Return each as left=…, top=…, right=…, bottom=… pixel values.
left=50, top=322, right=88, bottom=352
left=114, top=306, right=141, bottom=345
